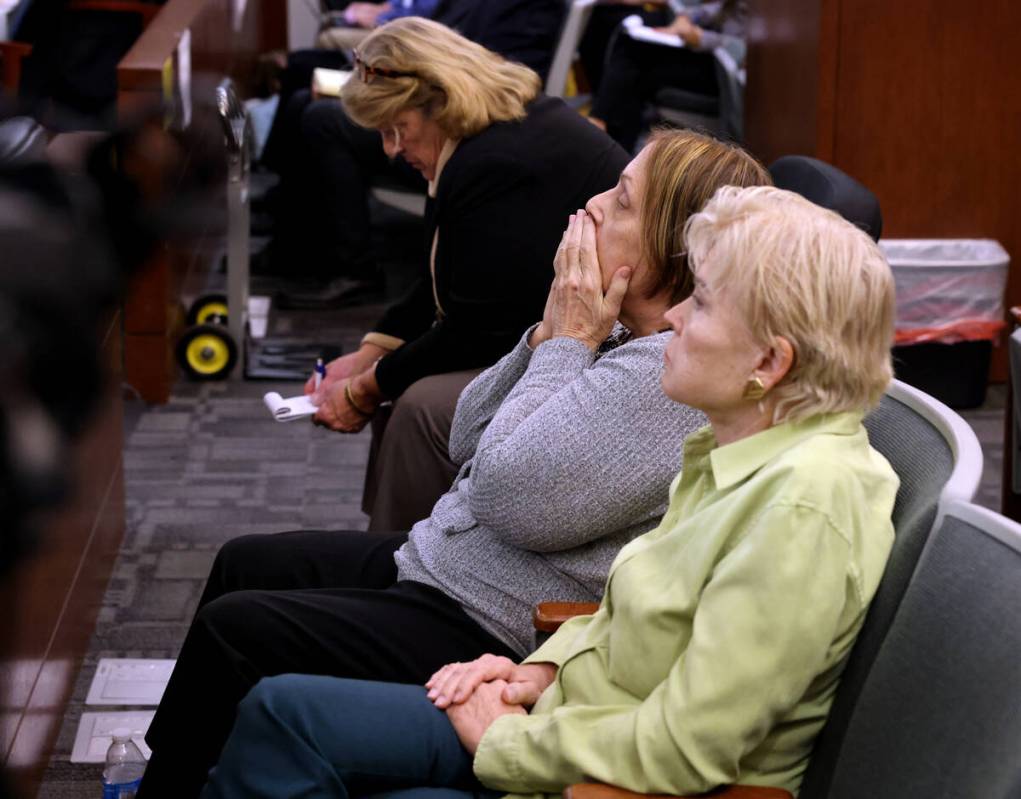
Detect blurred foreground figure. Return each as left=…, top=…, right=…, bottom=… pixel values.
left=0, top=106, right=222, bottom=797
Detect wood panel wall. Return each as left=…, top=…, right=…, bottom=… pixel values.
left=118, top=0, right=286, bottom=403
left=745, top=0, right=1021, bottom=380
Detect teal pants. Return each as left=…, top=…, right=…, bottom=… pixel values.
left=200, top=675, right=504, bottom=799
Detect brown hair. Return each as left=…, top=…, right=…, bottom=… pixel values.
left=341, top=17, right=542, bottom=139
left=640, top=129, right=771, bottom=304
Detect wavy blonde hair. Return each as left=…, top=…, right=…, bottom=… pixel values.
left=684, top=185, right=896, bottom=422
left=639, top=130, right=771, bottom=304
left=341, top=17, right=542, bottom=139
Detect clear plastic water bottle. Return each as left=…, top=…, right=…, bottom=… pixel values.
left=102, top=727, right=146, bottom=799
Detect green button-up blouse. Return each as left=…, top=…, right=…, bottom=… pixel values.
left=473, top=412, right=898, bottom=797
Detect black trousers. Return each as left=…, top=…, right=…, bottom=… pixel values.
left=138, top=530, right=517, bottom=799
left=261, top=86, right=425, bottom=280
left=591, top=31, right=719, bottom=153
left=578, top=5, right=670, bottom=93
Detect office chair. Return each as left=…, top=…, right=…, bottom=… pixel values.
left=769, top=155, right=883, bottom=242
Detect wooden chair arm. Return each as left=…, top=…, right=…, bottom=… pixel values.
left=564, top=783, right=793, bottom=799
left=533, top=601, right=600, bottom=633
left=0, top=42, right=33, bottom=94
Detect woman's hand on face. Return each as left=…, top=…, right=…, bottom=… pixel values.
left=548, top=210, right=631, bottom=350
left=427, top=654, right=557, bottom=709
left=446, top=680, right=526, bottom=755
left=528, top=286, right=556, bottom=348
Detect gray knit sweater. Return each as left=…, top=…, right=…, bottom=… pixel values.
left=394, top=327, right=706, bottom=655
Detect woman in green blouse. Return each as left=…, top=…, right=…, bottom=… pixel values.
left=200, top=185, right=899, bottom=799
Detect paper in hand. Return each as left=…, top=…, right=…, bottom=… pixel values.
left=623, top=14, right=685, bottom=48
left=264, top=392, right=318, bottom=422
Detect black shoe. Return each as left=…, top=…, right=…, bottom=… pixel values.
left=274, top=277, right=385, bottom=310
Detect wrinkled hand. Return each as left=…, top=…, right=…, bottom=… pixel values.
left=446, top=680, right=526, bottom=755
left=543, top=209, right=631, bottom=350
left=657, top=15, right=702, bottom=46
left=312, top=369, right=382, bottom=433
left=305, top=344, right=386, bottom=401
left=427, top=654, right=557, bottom=709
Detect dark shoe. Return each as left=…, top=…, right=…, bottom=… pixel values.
left=274, top=277, right=385, bottom=310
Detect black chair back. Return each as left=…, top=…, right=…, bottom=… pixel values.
left=769, top=155, right=883, bottom=241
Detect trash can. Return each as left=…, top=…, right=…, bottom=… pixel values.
left=882, top=239, right=1010, bottom=409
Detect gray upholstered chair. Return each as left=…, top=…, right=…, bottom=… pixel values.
left=535, top=380, right=985, bottom=798
left=797, top=379, right=983, bottom=797
left=800, top=498, right=1021, bottom=797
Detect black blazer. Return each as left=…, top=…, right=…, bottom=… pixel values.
left=373, top=96, right=629, bottom=398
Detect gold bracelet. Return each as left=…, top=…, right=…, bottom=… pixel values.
left=344, top=382, right=374, bottom=417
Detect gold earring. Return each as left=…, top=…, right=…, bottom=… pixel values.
left=742, top=376, right=766, bottom=400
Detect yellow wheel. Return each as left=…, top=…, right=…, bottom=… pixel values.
left=187, top=293, right=229, bottom=325
left=176, top=324, right=238, bottom=380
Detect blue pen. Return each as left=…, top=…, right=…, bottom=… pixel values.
left=314, top=358, right=326, bottom=390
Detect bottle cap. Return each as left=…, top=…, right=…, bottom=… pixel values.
left=110, top=727, right=133, bottom=742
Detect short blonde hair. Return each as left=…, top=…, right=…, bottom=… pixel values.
left=341, top=17, right=542, bottom=139
left=684, top=185, right=896, bottom=422
left=639, top=130, right=771, bottom=304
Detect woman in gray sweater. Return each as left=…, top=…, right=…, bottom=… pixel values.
left=137, top=130, right=771, bottom=799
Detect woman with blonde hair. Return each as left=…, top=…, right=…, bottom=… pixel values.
left=138, top=130, right=770, bottom=799
left=201, top=185, right=899, bottom=798
left=296, top=17, right=630, bottom=530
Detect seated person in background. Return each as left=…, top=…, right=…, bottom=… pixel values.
left=136, top=130, right=771, bottom=799
left=261, top=2, right=568, bottom=282
left=590, top=0, right=747, bottom=152
left=316, top=1, right=441, bottom=51
left=578, top=0, right=670, bottom=95
left=295, top=19, right=629, bottom=529
left=201, top=183, right=900, bottom=799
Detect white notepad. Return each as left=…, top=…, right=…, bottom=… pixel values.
left=72, top=711, right=154, bottom=763
left=86, top=658, right=176, bottom=706
left=264, top=391, right=318, bottom=422
left=623, top=14, right=685, bottom=48
left=312, top=68, right=353, bottom=98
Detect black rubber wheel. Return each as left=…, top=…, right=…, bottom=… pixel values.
left=186, top=293, right=229, bottom=325
left=176, top=323, right=238, bottom=380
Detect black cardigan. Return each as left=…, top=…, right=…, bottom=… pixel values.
left=372, top=96, right=629, bottom=398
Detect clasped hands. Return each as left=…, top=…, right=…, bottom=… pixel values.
left=426, top=654, right=558, bottom=754
left=530, top=209, right=632, bottom=351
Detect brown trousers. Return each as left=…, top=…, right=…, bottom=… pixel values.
left=363, top=369, right=484, bottom=532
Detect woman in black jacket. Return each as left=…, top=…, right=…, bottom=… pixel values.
left=307, top=17, right=628, bottom=526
